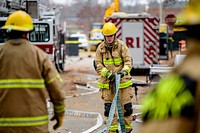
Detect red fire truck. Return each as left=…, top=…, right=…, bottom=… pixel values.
left=0, top=0, right=65, bottom=72
left=105, top=12, right=168, bottom=75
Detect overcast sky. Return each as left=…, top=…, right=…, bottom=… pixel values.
left=98, top=0, right=148, bottom=6
left=50, top=0, right=149, bottom=6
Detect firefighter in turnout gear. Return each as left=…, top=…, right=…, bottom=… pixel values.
left=0, top=10, right=65, bottom=133
left=136, top=0, right=200, bottom=133
left=95, top=22, right=133, bottom=133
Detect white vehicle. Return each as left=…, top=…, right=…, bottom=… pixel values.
left=89, top=23, right=104, bottom=51
left=105, top=12, right=168, bottom=75
left=70, top=33, right=89, bottom=51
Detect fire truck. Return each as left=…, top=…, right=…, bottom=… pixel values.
left=0, top=0, right=65, bottom=72
left=105, top=12, right=168, bottom=75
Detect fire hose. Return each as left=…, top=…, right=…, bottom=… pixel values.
left=97, top=74, right=126, bottom=133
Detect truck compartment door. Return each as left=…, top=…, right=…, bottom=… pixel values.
left=122, top=22, right=144, bottom=66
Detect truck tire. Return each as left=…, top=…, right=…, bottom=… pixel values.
left=54, top=50, right=62, bottom=73
left=59, top=59, right=65, bottom=71
left=59, top=48, right=66, bottom=71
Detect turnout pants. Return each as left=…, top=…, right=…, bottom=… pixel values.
left=101, top=84, right=133, bottom=133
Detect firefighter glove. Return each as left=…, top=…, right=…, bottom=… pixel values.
left=50, top=114, right=64, bottom=130
left=117, top=70, right=127, bottom=78
left=106, top=71, right=115, bottom=82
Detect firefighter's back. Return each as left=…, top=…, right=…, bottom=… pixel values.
left=0, top=39, right=50, bottom=133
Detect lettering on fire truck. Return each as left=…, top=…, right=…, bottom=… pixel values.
left=125, top=37, right=140, bottom=48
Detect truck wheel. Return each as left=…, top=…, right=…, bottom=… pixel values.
left=54, top=51, right=62, bottom=73
left=55, top=62, right=61, bottom=73
left=59, top=49, right=66, bottom=71
left=59, top=62, right=65, bottom=71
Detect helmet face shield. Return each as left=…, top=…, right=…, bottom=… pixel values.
left=102, top=22, right=118, bottom=36
left=2, top=10, right=34, bottom=32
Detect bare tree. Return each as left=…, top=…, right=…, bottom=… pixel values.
left=76, top=0, right=105, bottom=34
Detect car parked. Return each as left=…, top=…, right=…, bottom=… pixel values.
left=70, top=33, right=89, bottom=51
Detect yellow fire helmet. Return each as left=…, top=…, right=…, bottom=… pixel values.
left=102, top=22, right=118, bottom=36
left=2, top=10, right=34, bottom=32
left=176, top=0, right=200, bottom=26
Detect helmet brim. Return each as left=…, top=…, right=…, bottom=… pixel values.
left=102, top=28, right=118, bottom=36
left=2, top=25, right=34, bottom=32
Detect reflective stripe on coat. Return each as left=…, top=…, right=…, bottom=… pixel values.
left=0, top=39, right=65, bottom=133
left=95, top=39, right=133, bottom=89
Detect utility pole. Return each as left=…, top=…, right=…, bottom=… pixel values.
left=159, top=0, right=163, bottom=25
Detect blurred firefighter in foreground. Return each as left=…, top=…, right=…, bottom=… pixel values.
left=0, top=10, right=65, bottom=133
left=136, top=0, right=200, bottom=133
left=95, top=22, right=133, bottom=133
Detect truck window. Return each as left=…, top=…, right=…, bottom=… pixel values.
left=29, top=23, right=50, bottom=42
left=0, top=20, right=7, bottom=43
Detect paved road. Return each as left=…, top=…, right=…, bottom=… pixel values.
left=48, top=88, right=142, bottom=133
